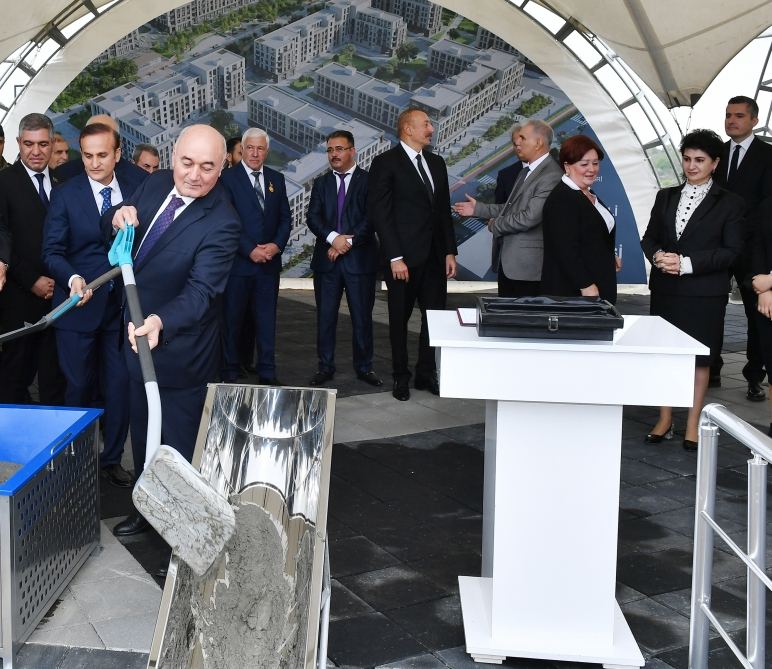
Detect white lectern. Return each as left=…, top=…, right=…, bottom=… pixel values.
left=427, top=312, right=708, bottom=667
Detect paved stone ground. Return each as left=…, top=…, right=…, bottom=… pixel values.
left=12, top=290, right=772, bottom=668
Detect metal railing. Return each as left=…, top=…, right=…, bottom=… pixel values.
left=689, top=403, right=771, bottom=669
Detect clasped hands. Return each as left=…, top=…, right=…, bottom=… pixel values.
left=652, top=251, right=679, bottom=275
left=250, top=242, right=281, bottom=264
left=752, top=273, right=772, bottom=319
left=327, top=234, right=353, bottom=262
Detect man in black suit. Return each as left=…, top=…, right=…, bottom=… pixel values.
left=494, top=124, right=523, bottom=205
left=53, top=114, right=147, bottom=185
left=306, top=130, right=381, bottom=388
left=712, top=95, right=772, bottom=400
left=0, top=113, right=65, bottom=405
left=109, top=125, right=240, bottom=543
left=368, top=108, right=457, bottom=401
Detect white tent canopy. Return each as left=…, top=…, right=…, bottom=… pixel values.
left=543, top=0, right=772, bottom=107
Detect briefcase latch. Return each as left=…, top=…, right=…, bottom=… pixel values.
left=548, top=315, right=559, bottom=332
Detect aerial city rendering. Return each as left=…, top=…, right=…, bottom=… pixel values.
left=48, top=0, right=642, bottom=282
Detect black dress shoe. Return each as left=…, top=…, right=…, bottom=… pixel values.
left=259, top=377, right=283, bottom=386
left=357, top=371, right=383, bottom=387
left=113, top=512, right=149, bottom=537
left=309, top=370, right=334, bottom=386
left=644, top=424, right=673, bottom=444
left=682, top=439, right=698, bottom=452
left=747, top=381, right=765, bottom=402
left=100, top=463, right=133, bottom=488
left=708, top=374, right=722, bottom=388
left=414, top=372, right=440, bottom=395
left=392, top=378, right=410, bottom=401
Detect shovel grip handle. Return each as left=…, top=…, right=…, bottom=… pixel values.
left=124, top=281, right=157, bottom=386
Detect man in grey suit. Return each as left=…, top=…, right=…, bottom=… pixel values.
left=455, top=119, right=561, bottom=296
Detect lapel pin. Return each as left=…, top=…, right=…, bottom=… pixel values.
left=268, top=182, right=274, bottom=193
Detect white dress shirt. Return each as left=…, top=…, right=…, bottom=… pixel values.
left=727, top=134, right=755, bottom=176
left=22, top=163, right=52, bottom=199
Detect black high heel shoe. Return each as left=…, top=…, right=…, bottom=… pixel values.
left=682, top=439, right=698, bottom=452
left=645, top=424, right=673, bottom=444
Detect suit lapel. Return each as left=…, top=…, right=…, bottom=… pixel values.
left=398, top=146, right=432, bottom=204
left=678, top=184, right=720, bottom=242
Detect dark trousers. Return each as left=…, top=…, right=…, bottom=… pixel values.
left=498, top=272, right=541, bottom=298
left=221, top=272, right=280, bottom=380
left=0, top=328, right=65, bottom=405
left=56, top=327, right=128, bottom=467
left=314, top=265, right=376, bottom=374
left=385, top=253, right=446, bottom=380
left=128, top=379, right=207, bottom=479
left=712, top=277, right=765, bottom=383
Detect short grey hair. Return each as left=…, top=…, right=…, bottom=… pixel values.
left=523, top=119, right=553, bottom=147
left=18, top=113, right=53, bottom=139
left=242, top=127, right=270, bottom=148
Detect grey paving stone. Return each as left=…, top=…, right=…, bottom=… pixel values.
left=621, top=459, right=681, bottom=485
left=330, top=579, right=375, bottom=621
left=57, top=647, right=148, bottom=669
left=339, top=564, right=450, bottom=611
left=376, top=653, right=449, bottom=668
left=14, top=643, right=68, bottom=669
left=620, top=597, right=691, bottom=655
left=91, top=612, right=157, bottom=652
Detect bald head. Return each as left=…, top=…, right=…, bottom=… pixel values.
left=172, top=125, right=226, bottom=198
left=87, top=114, right=118, bottom=133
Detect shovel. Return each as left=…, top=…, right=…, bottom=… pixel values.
left=0, top=266, right=122, bottom=345
left=108, top=226, right=236, bottom=576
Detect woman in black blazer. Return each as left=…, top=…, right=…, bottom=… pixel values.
left=541, top=135, right=620, bottom=302
left=641, top=129, right=745, bottom=451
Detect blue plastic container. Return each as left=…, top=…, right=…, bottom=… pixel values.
left=0, top=405, right=101, bottom=669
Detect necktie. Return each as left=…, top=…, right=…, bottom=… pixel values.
left=335, top=172, right=347, bottom=231
left=251, top=171, right=265, bottom=210
left=500, top=166, right=530, bottom=219
left=415, top=154, right=433, bottom=201
left=727, top=144, right=740, bottom=182
left=34, top=173, right=49, bottom=209
left=135, top=195, right=185, bottom=264
left=99, top=186, right=112, bottom=215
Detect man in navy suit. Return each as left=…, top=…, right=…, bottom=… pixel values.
left=306, top=130, right=381, bottom=387
left=53, top=114, right=147, bottom=185
left=108, top=125, right=240, bottom=538
left=712, top=95, right=772, bottom=399
left=220, top=128, right=291, bottom=385
left=43, top=123, right=145, bottom=488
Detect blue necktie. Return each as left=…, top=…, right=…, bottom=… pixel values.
left=135, top=195, right=185, bottom=264
left=251, top=171, right=265, bottom=210
left=35, top=173, right=49, bottom=209
left=100, top=187, right=112, bottom=215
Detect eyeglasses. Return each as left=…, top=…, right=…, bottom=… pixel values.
left=326, top=145, right=353, bottom=154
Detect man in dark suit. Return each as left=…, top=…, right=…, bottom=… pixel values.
left=306, top=130, right=381, bottom=387
left=712, top=95, right=772, bottom=400
left=53, top=114, right=147, bottom=185
left=0, top=113, right=65, bottom=405
left=220, top=128, right=291, bottom=385
left=368, top=108, right=457, bottom=401
left=42, top=123, right=145, bottom=487
left=494, top=124, right=524, bottom=205
left=108, top=125, right=240, bottom=539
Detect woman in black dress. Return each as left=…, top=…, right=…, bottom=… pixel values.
left=641, top=129, right=745, bottom=451
left=541, top=135, right=620, bottom=302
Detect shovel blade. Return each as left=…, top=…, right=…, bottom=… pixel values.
left=132, top=445, right=236, bottom=576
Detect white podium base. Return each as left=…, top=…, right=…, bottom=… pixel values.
left=459, top=576, right=644, bottom=668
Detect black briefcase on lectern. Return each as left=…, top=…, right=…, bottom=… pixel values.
left=476, top=296, right=624, bottom=341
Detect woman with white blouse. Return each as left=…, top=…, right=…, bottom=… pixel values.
left=641, top=129, right=745, bottom=451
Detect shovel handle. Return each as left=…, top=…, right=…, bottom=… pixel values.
left=123, top=281, right=157, bottom=385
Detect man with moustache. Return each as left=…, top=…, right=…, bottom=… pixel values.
left=367, top=108, right=457, bottom=401
left=42, top=122, right=144, bottom=487
left=711, top=95, right=772, bottom=399
left=220, top=128, right=291, bottom=385
left=306, top=130, right=381, bottom=387
left=0, top=113, right=65, bottom=404
left=109, top=125, right=240, bottom=543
